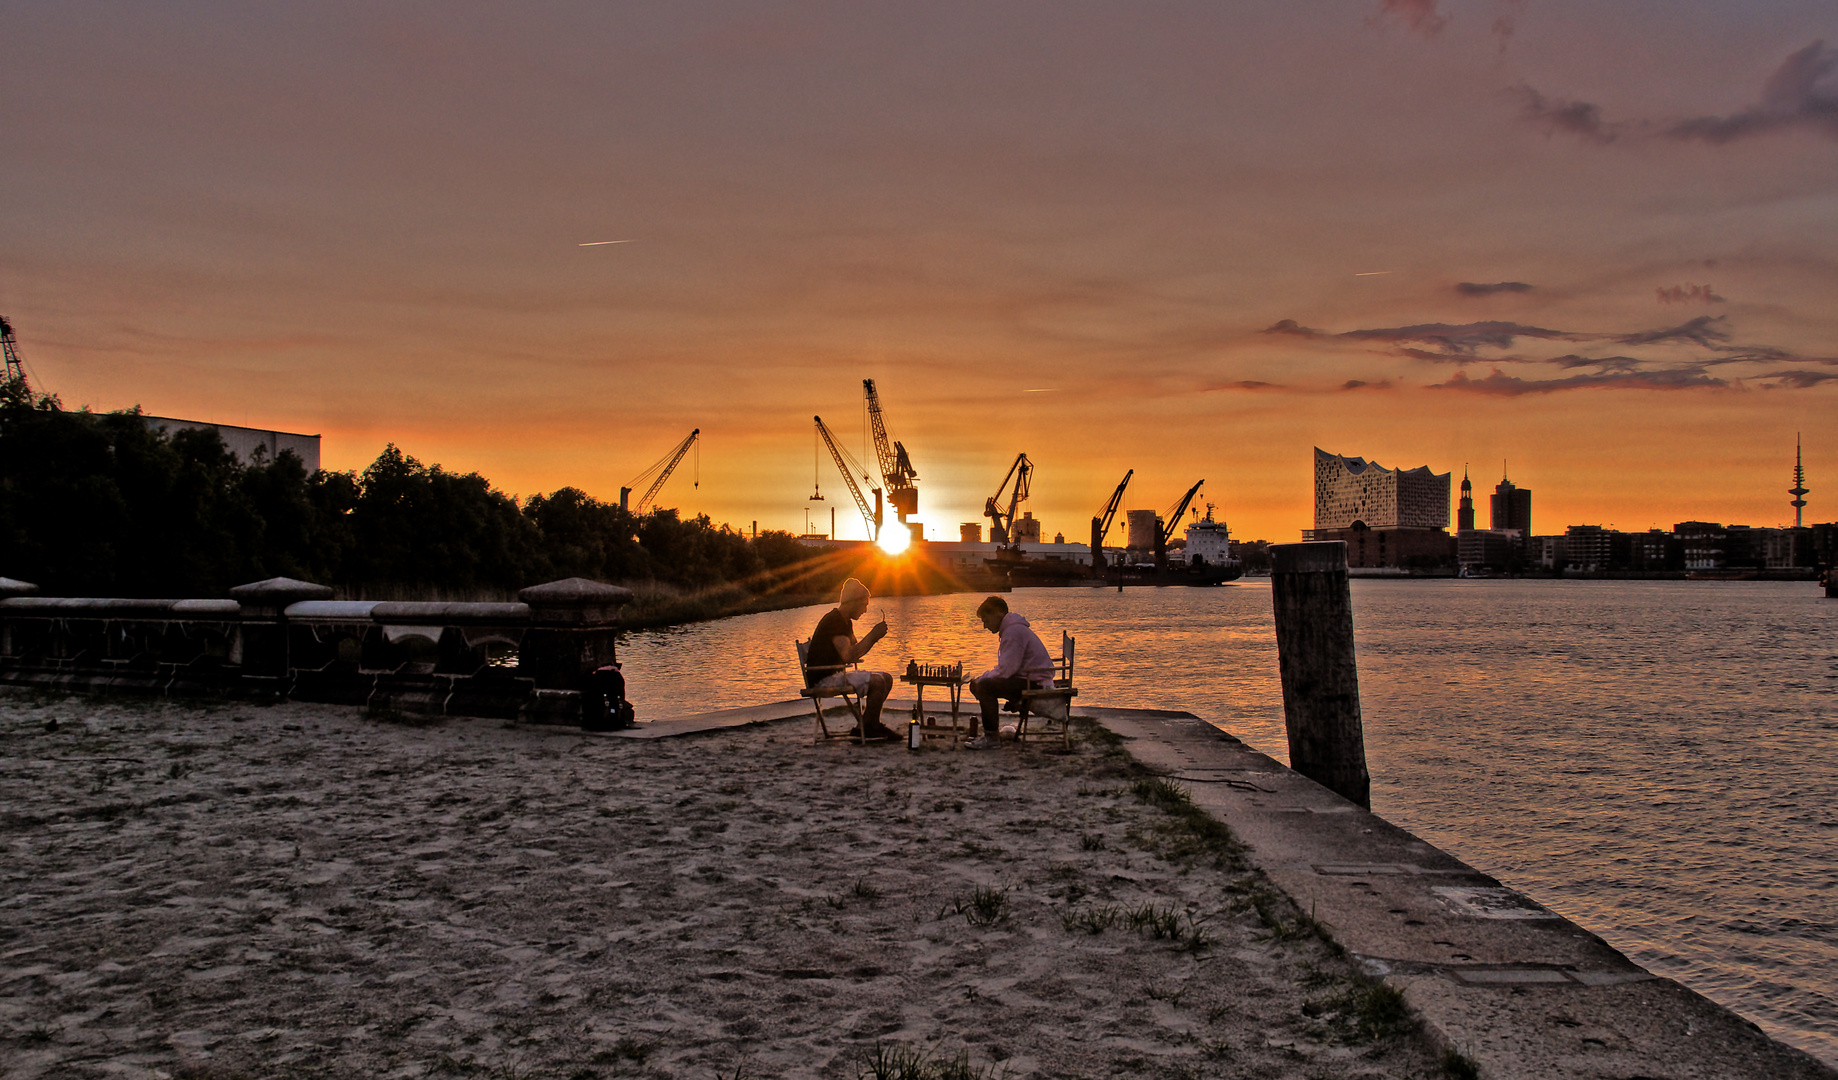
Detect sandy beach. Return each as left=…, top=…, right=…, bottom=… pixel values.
left=0, top=691, right=1445, bottom=1079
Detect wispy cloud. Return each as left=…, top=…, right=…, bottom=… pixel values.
left=1433, top=367, right=1728, bottom=395
left=1617, top=315, right=1729, bottom=348
left=1516, top=41, right=1838, bottom=147
left=1511, top=85, right=1632, bottom=144
left=1339, top=320, right=1582, bottom=354
left=1551, top=354, right=1645, bottom=374
left=1261, top=308, right=1838, bottom=394
left=1657, top=284, right=1724, bottom=305
left=1372, top=0, right=1448, bottom=37
left=1456, top=281, right=1533, bottom=296
left=1764, top=369, right=1838, bottom=388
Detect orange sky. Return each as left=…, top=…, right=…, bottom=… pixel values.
left=4, top=2, right=1835, bottom=543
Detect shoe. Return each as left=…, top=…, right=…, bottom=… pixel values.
left=864, top=723, right=901, bottom=741
left=963, top=736, right=997, bottom=750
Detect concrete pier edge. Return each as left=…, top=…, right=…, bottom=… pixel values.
left=585, top=700, right=1835, bottom=1079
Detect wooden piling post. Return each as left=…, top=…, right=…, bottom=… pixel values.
left=1270, top=541, right=1370, bottom=809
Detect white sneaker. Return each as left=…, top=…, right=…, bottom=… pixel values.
left=963, top=736, right=997, bottom=750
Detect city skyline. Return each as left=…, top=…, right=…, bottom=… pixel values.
left=3, top=3, right=1835, bottom=542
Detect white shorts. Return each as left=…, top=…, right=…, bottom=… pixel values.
left=813, top=669, right=874, bottom=694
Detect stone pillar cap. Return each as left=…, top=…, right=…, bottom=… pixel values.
left=0, top=577, right=41, bottom=598
left=518, top=578, right=635, bottom=606
left=228, top=577, right=335, bottom=606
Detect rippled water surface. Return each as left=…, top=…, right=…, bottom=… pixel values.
left=619, top=580, right=1838, bottom=1064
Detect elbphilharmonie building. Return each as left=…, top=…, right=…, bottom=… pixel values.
left=1313, top=448, right=1450, bottom=531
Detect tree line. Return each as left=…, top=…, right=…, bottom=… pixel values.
left=0, top=379, right=821, bottom=601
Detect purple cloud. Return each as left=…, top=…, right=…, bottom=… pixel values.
left=1373, top=0, right=1448, bottom=37
left=1432, top=367, right=1727, bottom=395
left=1342, top=379, right=1394, bottom=391
left=1764, top=370, right=1838, bottom=388
left=1668, top=41, right=1838, bottom=144
left=1340, top=320, right=1582, bottom=355
left=1517, top=42, right=1838, bottom=148
left=1511, top=85, right=1631, bottom=144
left=1657, top=284, right=1725, bottom=305
left=1551, top=354, right=1645, bottom=374
left=1456, top=281, right=1534, bottom=296
left=1262, top=319, right=1323, bottom=337
left=1618, top=315, right=1729, bottom=348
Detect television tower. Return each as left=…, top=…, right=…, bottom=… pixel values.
left=1793, top=431, right=1808, bottom=528
left=1, top=316, right=24, bottom=384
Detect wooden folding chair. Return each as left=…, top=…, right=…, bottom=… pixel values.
left=797, top=639, right=874, bottom=745
left=1016, top=631, right=1078, bottom=749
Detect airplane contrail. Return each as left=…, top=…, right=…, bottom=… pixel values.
left=1355, top=270, right=1392, bottom=276
left=579, top=240, right=635, bottom=246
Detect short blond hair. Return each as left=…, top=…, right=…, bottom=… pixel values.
left=840, top=578, right=870, bottom=604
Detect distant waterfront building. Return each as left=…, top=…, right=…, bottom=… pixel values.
left=1311, top=448, right=1452, bottom=569
left=1675, top=521, right=1726, bottom=570
left=1563, top=525, right=1612, bottom=572
left=1457, top=529, right=1516, bottom=570
left=141, top=415, right=321, bottom=472
left=1313, top=448, right=1450, bottom=530
left=960, top=522, right=982, bottom=543
left=1013, top=511, right=1042, bottom=544
left=1489, top=472, right=1531, bottom=537
left=1457, top=468, right=1475, bottom=532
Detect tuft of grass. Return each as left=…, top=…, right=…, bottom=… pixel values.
left=1127, top=772, right=1248, bottom=870
left=967, top=885, right=1009, bottom=926
left=1060, top=904, right=1119, bottom=935
left=1305, top=979, right=1417, bottom=1044
left=1130, top=776, right=1193, bottom=811
left=850, top=878, right=882, bottom=903
left=1079, top=833, right=1106, bottom=851
left=858, top=1042, right=1003, bottom=1080
left=941, top=885, right=1010, bottom=926
left=1439, top=1047, right=1482, bottom=1080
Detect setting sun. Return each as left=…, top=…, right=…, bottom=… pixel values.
left=876, top=527, right=911, bottom=556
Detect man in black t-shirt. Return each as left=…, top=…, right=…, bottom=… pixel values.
left=805, top=578, right=896, bottom=739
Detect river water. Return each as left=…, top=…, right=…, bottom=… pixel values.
left=617, top=579, right=1838, bottom=1065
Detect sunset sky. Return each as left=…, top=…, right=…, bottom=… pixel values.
left=4, top=1, right=1835, bottom=542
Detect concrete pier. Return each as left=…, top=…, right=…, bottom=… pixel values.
left=1094, top=708, right=1834, bottom=1080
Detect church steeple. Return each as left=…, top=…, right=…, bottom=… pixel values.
left=1457, top=465, right=1474, bottom=532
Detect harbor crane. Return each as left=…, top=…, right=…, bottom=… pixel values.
left=814, top=415, right=880, bottom=541
left=1155, top=479, right=1205, bottom=570
left=1089, top=469, right=1133, bottom=571
left=862, top=379, right=919, bottom=532
left=1, top=316, right=27, bottom=385
left=984, top=453, right=1033, bottom=546
left=620, top=428, right=699, bottom=514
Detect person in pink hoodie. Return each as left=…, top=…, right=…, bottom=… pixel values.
left=965, top=595, right=1055, bottom=749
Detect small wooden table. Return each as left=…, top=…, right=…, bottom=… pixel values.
left=900, top=660, right=965, bottom=744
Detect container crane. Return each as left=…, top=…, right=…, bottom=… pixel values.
left=984, top=453, right=1032, bottom=546
left=862, top=379, right=918, bottom=532
left=1089, top=469, right=1133, bottom=571
left=620, top=428, right=699, bottom=514
left=814, top=415, right=880, bottom=540
left=1155, top=479, right=1205, bottom=570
